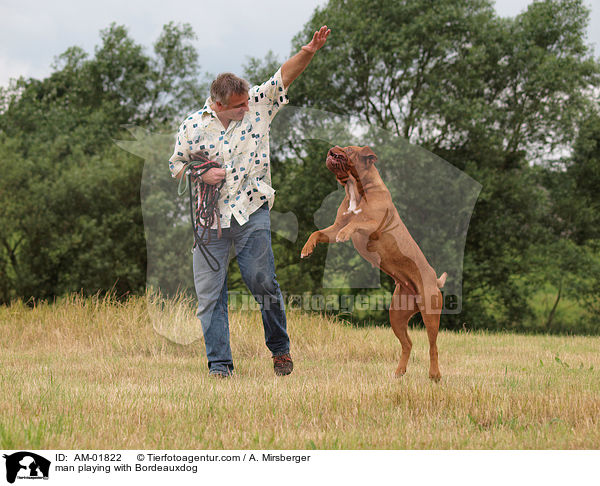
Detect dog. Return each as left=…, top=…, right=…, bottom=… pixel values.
left=301, top=145, right=447, bottom=381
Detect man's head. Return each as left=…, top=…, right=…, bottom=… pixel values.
left=210, top=73, right=250, bottom=121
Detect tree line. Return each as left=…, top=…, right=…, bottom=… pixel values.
left=1, top=0, right=599, bottom=334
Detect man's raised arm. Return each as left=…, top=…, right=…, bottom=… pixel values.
left=281, top=25, right=331, bottom=88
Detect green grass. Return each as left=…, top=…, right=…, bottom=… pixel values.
left=1, top=293, right=599, bottom=449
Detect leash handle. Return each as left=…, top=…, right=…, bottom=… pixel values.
left=192, top=225, right=222, bottom=273
left=177, top=169, right=189, bottom=196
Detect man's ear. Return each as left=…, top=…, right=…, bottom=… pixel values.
left=359, top=146, right=378, bottom=167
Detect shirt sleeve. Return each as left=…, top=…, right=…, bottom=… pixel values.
left=168, top=120, right=192, bottom=178
left=250, top=67, right=289, bottom=121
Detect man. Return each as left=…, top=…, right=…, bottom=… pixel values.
left=169, top=26, right=331, bottom=378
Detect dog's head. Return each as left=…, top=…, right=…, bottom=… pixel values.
left=326, top=145, right=378, bottom=185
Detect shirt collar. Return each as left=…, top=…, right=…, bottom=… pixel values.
left=201, top=97, right=217, bottom=118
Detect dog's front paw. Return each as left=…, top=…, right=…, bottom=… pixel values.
left=300, top=240, right=315, bottom=259
left=336, top=228, right=352, bottom=242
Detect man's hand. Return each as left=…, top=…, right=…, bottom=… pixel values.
left=302, top=25, right=331, bottom=54
left=200, top=167, right=226, bottom=185
left=282, top=25, right=331, bottom=87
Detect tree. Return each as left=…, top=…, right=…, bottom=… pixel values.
left=0, top=23, right=205, bottom=303
left=560, top=107, right=600, bottom=244
left=531, top=106, right=600, bottom=333
left=144, top=21, right=205, bottom=125
left=245, top=0, right=599, bottom=331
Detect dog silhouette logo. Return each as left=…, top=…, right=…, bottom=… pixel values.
left=2, top=452, right=51, bottom=483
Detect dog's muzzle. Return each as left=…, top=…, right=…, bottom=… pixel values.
left=326, top=151, right=351, bottom=183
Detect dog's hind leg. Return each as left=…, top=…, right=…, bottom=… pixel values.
left=419, top=287, right=443, bottom=382
left=390, top=284, right=418, bottom=377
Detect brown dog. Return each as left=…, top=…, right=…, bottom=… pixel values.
left=301, top=145, right=447, bottom=381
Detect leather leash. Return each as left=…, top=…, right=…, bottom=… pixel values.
left=178, top=152, right=224, bottom=272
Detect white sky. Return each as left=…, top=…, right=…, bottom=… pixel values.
left=0, top=0, right=598, bottom=89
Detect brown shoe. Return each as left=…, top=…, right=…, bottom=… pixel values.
left=273, top=353, right=293, bottom=376
left=209, top=370, right=233, bottom=379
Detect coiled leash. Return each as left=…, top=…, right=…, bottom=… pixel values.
left=178, top=151, right=224, bottom=272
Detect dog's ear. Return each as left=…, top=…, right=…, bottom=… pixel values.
left=359, top=146, right=378, bottom=167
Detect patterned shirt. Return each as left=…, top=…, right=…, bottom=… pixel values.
left=169, top=68, right=289, bottom=228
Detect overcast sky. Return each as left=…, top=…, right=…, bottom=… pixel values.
left=0, top=0, right=598, bottom=89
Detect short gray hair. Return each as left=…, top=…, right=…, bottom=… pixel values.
left=210, top=73, right=249, bottom=105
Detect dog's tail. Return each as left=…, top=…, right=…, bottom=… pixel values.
left=436, top=272, right=447, bottom=289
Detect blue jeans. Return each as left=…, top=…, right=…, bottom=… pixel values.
left=192, top=204, right=289, bottom=373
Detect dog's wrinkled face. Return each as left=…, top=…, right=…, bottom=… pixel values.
left=326, top=146, right=377, bottom=184
left=326, top=146, right=352, bottom=183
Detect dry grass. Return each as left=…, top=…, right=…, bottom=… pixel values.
left=1, top=293, right=599, bottom=449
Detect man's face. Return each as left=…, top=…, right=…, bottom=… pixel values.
left=215, top=92, right=249, bottom=121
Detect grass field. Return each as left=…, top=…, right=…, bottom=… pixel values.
left=1, top=293, right=599, bottom=449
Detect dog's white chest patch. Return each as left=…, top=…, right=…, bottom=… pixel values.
left=344, top=179, right=362, bottom=215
